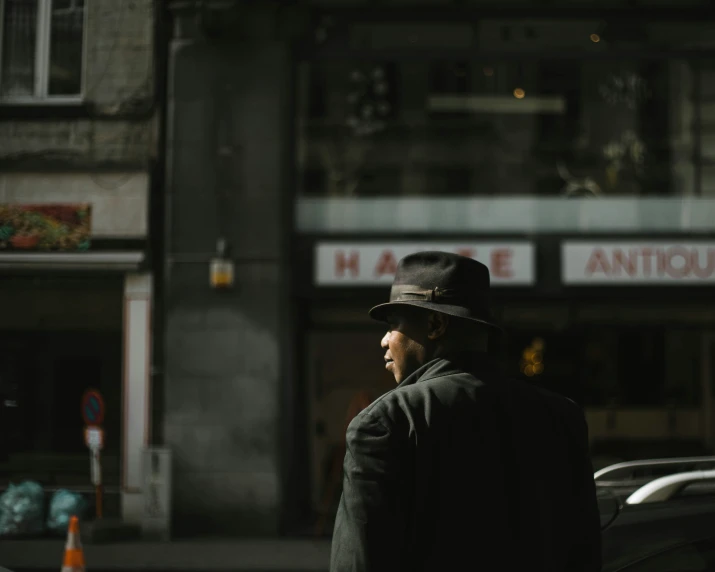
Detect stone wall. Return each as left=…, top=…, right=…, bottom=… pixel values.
left=164, top=19, right=291, bottom=533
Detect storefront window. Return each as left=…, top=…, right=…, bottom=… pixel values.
left=0, top=277, right=122, bottom=488
left=505, top=327, right=701, bottom=409
left=297, top=56, right=705, bottom=198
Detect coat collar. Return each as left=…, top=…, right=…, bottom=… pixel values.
left=396, top=351, right=501, bottom=389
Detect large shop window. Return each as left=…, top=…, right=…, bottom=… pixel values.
left=0, top=0, right=86, bottom=100
left=297, top=57, right=709, bottom=198
left=506, top=327, right=702, bottom=409
left=0, top=277, right=122, bottom=487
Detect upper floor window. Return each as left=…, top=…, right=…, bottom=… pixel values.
left=296, top=20, right=715, bottom=199
left=0, top=0, right=86, bottom=101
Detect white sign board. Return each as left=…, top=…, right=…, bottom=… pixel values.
left=562, top=242, right=715, bottom=285
left=84, top=427, right=104, bottom=450
left=315, top=243, right=535, bottom=286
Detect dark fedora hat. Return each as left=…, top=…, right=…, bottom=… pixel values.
left=368, top=251, right=501, bottom=330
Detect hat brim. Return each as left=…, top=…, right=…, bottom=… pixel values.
left=368, top=301, right=503, bottom=331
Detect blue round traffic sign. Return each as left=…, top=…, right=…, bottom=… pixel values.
left=82, top=389, right=105, bottom=426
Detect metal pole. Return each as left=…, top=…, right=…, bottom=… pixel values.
left=91, top=448, right=103, bottom=519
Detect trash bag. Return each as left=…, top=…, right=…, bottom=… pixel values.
left=46, top=489, right=88, bottom=534
left=0, top=481, right=45, bottom=537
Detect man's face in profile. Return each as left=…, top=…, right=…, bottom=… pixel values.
left=381, top=307, right=428, bottom=384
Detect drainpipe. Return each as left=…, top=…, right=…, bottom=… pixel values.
left=149, top=0, right=171, bottom=446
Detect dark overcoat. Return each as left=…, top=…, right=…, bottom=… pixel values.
left=330, top=353, right=602, bottom=572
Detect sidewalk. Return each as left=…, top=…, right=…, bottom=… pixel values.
left=0, top=538, right=331, bottom=571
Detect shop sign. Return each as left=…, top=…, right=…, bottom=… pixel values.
left=315, top=242, right=535, bottom=286
left=562, top=242, right=715, bottom=284
left=0, top=203, right=91, bottom=251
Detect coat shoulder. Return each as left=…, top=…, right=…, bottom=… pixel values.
left=352, top=386, right=402, bottom=428
left=353, top=369, right=586, bottom=435
left=355, top=370, right=475, bottom=428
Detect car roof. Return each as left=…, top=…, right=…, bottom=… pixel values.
left=626, top=469, right=715, bottom=504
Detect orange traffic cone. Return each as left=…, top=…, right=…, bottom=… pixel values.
left=61, top=515, right=86, bottom=572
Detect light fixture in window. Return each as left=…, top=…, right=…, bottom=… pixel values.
left=590, top=33, right=601, bottom=43
left=209, top=238, right=234, bottom=289
left=513, top=87, right=525, bottom=99
left=521, top=338, right=545, bottom=378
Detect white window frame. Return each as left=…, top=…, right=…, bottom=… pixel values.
left=0, top=0, right=88, bottom=104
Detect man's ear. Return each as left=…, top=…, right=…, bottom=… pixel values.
left=427, top=312, right=449, bottom=341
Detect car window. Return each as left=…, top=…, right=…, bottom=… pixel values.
left=619, top=537, right=715, bottom=572
left=676, top=482, right=715, bottom=498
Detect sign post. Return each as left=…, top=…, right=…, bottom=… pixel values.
left=82, top=389, right=105, bottom=519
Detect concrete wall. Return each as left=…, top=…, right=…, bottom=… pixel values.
left=164, top=14, right=291, bottom=534
left=84, top=2, right=154, bottom=108
left=0, top=172, right=148, bottom=237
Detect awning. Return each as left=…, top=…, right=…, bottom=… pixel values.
left=0, top=251, right=145, bottom=272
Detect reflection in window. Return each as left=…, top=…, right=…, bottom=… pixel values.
left=504, top=326, right=700, bottom=409
left=297, top=56, right=703, bottom=198
left=617, top=330, right=666, bottom=407
left=0, top=0, right=38, bottom=97
left=49, top=0, right=85, bottom=96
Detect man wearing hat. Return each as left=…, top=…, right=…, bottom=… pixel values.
left=330, top=252, right=601, bottom=572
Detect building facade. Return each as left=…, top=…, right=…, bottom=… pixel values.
left=0, top=0, right=160, bottom=524
left=165, top=0, right=715, bottom=536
